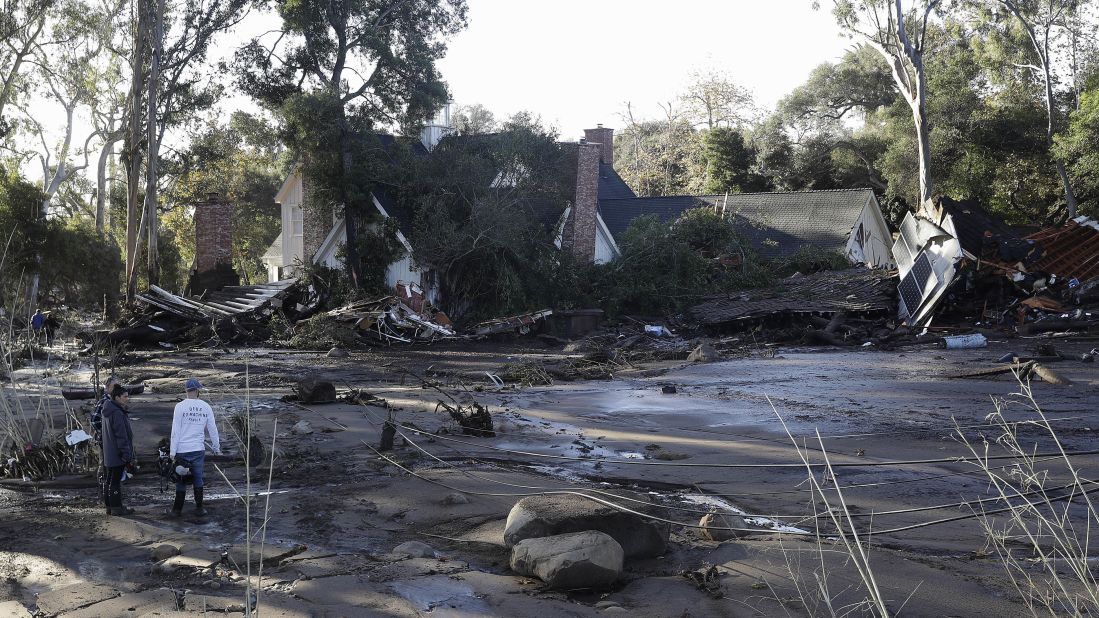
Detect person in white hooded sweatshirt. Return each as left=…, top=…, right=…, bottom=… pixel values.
left=168, top=378, right=220, bottom=516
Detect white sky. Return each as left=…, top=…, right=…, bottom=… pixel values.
left=436, top=0, right=856, bottom=139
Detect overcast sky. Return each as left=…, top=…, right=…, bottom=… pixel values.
left=435, top=0, right=856, bottom=138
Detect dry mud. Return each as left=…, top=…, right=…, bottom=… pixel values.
left=2, top=339, right=1097, bottom=616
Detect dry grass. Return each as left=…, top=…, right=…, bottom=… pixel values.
left=955, top=377, right=1099, bottom=617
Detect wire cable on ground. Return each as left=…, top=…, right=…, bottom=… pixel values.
left=361, top=408, right=1092, bottom=527
left=385, top=419, right=1099, bottom=469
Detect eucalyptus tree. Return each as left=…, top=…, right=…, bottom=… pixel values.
left=236, top=0, right=468, bottom=290
left=826, top=0, right=945, bottom=208
left=973, top=0, right=1090, bottom=218
left=0, top=0, right=53, bottom=137
left=121, top=0, right=249, bottom=298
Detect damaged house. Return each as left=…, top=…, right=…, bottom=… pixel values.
left=260, top=113, right=893, bottom=316
left=259, top=116, right=637, bottom=301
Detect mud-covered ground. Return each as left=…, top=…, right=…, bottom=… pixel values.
left=2, top=337, right=1098, bottom=617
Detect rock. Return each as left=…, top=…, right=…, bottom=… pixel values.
left=151, top=543, right=181, bottom=561
left=296, top=376, right=336, bottom=404
left=595, top=600, right=621, bottom=609
left=699, top=511, right=750, bottom=542
left=393, top=541, right=435, bottom=558
left=504, top=493, right=668, bottom=558
left=510, top=531, right=623, bottom=590
left=661, top=385, right=677, bottom=394
left=327, top=347, right=349, bottom=358
left=442, top=492, right=471, bottom=505
left=687, top=343, right=719, bottom=363
left=290, top=420, right=314, bottom=435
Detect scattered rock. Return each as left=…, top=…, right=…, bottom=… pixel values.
left=393, top=541, right=435, bottom=558
left=661, top=385, right=677, bottom=394
left=510, top=531, right=623, bottom=589
left=290, top=420, right=314, bottom=435
left=297, top=376, right=336, bottom=404
left=505, top=493, right=668, bottom=558
left=327, top=347, right=349, bottom=358
left=442, top=492, right=471, bottom=505
left=595, top=600, right=621, bottom=609
left=698, top=511, right=750, bottom=542
left=151, top=543, right=181, bottom=561
left=687, top=343, right=719, bottom=363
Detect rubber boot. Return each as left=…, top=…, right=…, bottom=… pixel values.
left=194, top=487, right=207, bottom=516
left=167, top=491, right=185, bottom=517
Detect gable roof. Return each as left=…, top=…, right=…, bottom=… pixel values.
left=598, top=188, right=878, bottom=259
left=598, top=162, right=635, bottom=200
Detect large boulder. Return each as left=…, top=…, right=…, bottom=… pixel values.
left=504, top=493, right=668, bottom=558
left=698, top=511, right=750, bottom=542
left=510, top=531, right=623, bottom=589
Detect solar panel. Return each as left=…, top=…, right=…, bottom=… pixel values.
left=898, top=252, right=935, bottom=319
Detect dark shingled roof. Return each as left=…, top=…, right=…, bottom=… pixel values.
left=598, top=189, right=877, bottom=259
left=936, top=196, right=1018, bottom=256
left=598, top=162, right=635, bottom=200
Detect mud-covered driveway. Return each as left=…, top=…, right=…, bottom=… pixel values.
left=1, top=339, right=1096, bottom=616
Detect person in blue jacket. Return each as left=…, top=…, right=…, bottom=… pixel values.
left=101, top=384, right=136, bottom=516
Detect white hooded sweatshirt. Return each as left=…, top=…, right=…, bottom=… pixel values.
left=170, top=397, right=220, bottom=457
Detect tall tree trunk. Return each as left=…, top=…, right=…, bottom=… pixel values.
left=144, top=0, right=163, bottom=286
left=913, top=57, right=933, bottom=209
left=125, top=0, right=148, bottom=302
left=1042, top=46, right=1078, bottom=219
left=337, top=120, right=364, bottom=289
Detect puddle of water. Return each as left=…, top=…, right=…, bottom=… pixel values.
left=389, top=575, right=492, bottom=616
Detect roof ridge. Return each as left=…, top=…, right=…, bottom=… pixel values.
left=599, top=188, right=875, bottom=202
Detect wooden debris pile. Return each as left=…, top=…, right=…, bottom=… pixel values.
left=322, top=296, right=456, bottom=344
left=107, top=280, right=304, bottom=348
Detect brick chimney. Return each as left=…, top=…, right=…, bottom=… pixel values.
left=562, top=141, right=601, bottom=263
left=194, top=192, right=233, bottom=272
left=583, top=124, right=614, bottom=167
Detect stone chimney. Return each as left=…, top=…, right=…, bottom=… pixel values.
left=583, top=124, right=614, bottom=167
left=562, top=141, right=601, bottom=263
left=194, top=192, right=233, bottom=272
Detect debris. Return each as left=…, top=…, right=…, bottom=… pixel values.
left=893, top=202, right=965, bottom=326
left=473, top=309, right=553, bottom=336
left=379, top=420, right=396, bottom=451
left=325, top=295, right=456, bottom=344
left=436, top=399, right=494, bottom=437
left=644, top=325, right=673, bottom=337
left=1032, top=363, right=1072, bottom=386
left=510, top=531, right=624, bottom=590
left=686, top=343, right=720, bottom=363
left=952, top=361, right=1036, bottom=379
left=681, top=564, right=724, bottom=599
left=689, top=268, right=896, bottom=329
left=296, top=377, right=336, bottom=404
left=326, top=347, right=349, bottom=358
left=64, top=430, right=92, bottom=446
left=698, top=511, right=750, bottom=542
left=290, top=421, right=314, bottom=435
left=661, top=385, right=677, bottom=395
left=1081, top=353, right=1095, bottom=363
left=942, top=333, right=987, bottom=349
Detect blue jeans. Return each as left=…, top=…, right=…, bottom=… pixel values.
left=175, top=450, right=206, bottom=491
